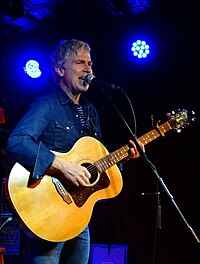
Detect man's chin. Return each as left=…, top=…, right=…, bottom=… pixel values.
left=81, top=84, right=89, bottom=92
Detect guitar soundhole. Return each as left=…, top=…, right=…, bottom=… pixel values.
left=82, top=163, right=98, bottom=184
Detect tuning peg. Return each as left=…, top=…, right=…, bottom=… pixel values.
left=190, top=111, right=196, bottom=122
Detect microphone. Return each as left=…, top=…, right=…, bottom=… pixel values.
left=81, top=74, right=123, bottom=92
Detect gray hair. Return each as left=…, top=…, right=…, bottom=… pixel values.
left=50, top=39, right=91, bottom=82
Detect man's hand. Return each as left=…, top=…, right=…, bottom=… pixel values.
left=51, top=156, right=91, bottom=187
left=128, top=139, right=145, bottom=159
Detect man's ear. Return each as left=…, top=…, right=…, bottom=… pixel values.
left=55, top=67, right=64, bottom=77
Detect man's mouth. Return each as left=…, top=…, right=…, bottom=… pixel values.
left=79, top=77, right=88, bottom=86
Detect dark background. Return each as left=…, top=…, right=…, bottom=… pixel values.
left=0, top=1, right=200, bottom=263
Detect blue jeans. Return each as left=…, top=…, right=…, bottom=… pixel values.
left=23, top=226, right=90, bottom=264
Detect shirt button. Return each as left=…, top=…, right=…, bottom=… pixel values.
left=81, top=130, right=83, bottom=133
left=66, top=126, right=69, bottom=130
left=76, top=114, right=78, bottom=117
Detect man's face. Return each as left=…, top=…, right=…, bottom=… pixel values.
left=61, top=50, right=93, bottom=94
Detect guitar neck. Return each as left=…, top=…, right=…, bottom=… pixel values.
left=94, top=121, right=172, bottom=173
left=138, top=121, right=172, bottom=145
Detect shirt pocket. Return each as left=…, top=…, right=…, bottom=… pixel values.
left=54, top=121, right=77, bottom=150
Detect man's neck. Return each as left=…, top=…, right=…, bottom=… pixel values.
left=59, top=83, right=80, bottom=104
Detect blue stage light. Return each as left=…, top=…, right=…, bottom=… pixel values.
left=15, top=49, right=51, bottom=92
left=131, top=40, right=150, bottom=59
left=24, top=59, right=42, bottom=78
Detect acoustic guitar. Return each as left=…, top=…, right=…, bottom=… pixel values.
left=5, top=109, right=193, bottom=242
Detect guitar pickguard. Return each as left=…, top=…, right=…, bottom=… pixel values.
left=70, top=172, right=110, bottom=207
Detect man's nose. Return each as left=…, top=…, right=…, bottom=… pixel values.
left=84, top=64, right=92, bottom=73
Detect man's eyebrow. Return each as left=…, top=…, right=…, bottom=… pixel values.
left=74, top=59, right=84, bottom=62
left=74, top=59, right=92, bottom=63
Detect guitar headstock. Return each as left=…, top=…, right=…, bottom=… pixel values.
left=166, top=108, right=196, bottom=133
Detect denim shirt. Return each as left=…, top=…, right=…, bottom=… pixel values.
left=7, top=86, right=101, bottom=180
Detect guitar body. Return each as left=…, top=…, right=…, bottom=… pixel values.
left=6, top=108, right=192, bottom=242
left=6, top=136, right=122, bottom=242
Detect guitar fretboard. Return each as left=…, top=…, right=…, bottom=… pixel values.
left=95, top=145, right=129, bottom=173
left=138, top=121, right=172, bottom=145
left=95, top=121, right=172, bottom=173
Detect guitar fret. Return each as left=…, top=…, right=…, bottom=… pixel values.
left=95, top=120, right=176, bottom=174
left=138, top=122, right=172, bottom=145
left=96, top=157, right=112, bottom=172
left=106, top=155, right=114, bottom=167
left=104, top=156, right=112, bottom=167
left=99, top=158, right=108, bottom=171
left=112, top=146, right=129, bottom=163
left=97, top=157, right=110, bottom=172
left=160, top=125, right=166, bottom=132
left=95, top=122, right=173, bottom=173
left=95, top=145, right=129, bottom=173
left=160, top=122, right=171, bottom=133
left=94, top=161, right=103, bottom=173
left=139, top=129, right=160, bottom=145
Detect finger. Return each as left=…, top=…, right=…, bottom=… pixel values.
left=73, top=177, right=87, bottom=187
left=78, top=176, right=89, bottom=186
left=129, top=139, right=145, bottom=154
left=82, top=166, right=91, bottom=179
left=129, top=140, right=137, bottom=151
left=80, top=174, right=91, bottom=184
left=73, top=179, right=80, bottom=187
left=131, top=148, right=139, bottom=157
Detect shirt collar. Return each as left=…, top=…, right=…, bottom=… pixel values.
left=55, top=85, right=89, bottom=106
left=55, top=85, right=71, bottom=105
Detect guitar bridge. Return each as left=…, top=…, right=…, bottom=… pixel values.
left=52, top=177, right=72, bottom=204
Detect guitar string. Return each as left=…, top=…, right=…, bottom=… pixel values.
left=85, top=146, right=130, bottom=177
left=83, top=118, right=185, bottom=180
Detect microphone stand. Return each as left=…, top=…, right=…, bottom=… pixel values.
left=141, top=185, right=162, bottom=264
left=105, top=90, right=200, bottom=245
left=129, top=119, right=200, bottom=244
